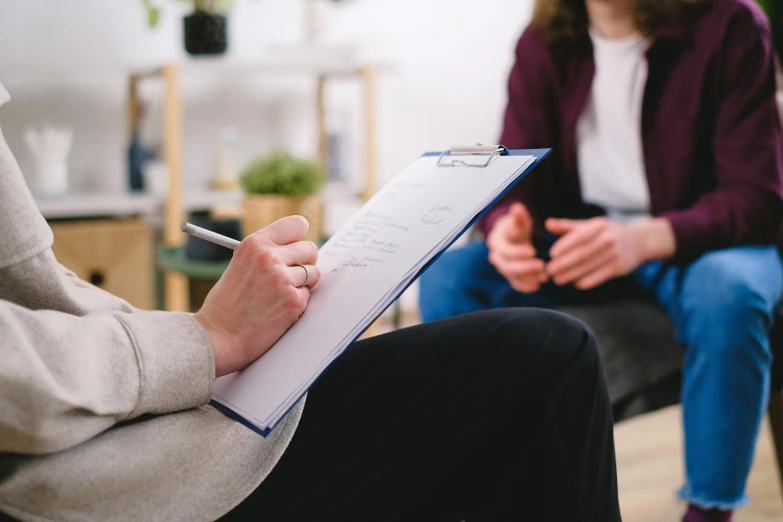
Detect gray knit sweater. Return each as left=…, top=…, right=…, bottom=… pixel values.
left=0, top=82, right=304, bottom=522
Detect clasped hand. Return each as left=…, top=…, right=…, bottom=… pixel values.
left=487, top=203, right=648, bottom=293
left=544, top=217, right=646, bottom=290
left=195, top=216, right=321, bottom=377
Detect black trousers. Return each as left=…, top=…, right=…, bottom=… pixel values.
left=222, top=309, right=622, bottom=522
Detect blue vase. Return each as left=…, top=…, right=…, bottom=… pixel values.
left=128, top=130, right=147, bottom=192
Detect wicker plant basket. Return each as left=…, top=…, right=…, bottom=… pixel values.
left=243, top=194, right=323, bottom=243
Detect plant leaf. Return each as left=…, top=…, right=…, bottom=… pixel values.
left=241, top=150, right=325, bottom=197
left=148, top=7, right=161, bottom=27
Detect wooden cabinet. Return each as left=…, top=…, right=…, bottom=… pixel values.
left=49, top=218, right=155, bottom=310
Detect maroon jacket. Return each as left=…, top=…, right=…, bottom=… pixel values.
left=479, top=0, right=783, bottom=262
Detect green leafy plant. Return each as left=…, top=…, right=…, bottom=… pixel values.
left=241, top=150, right=326, bottom=197
left=142, top=0, right=233, bottom=28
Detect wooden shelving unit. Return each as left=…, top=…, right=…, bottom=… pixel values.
left=126, top=58, right=381, bottom=311
left=9, top=54, right=386, bottom=313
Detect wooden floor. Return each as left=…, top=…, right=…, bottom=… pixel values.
left=615, top=406, right=783, bottom=521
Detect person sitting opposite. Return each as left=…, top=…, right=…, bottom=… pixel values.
left=0, top=80, right=623, bottom=522
left=419, top=0, right=783, bottom=521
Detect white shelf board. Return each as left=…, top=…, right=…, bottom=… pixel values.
left=36, top=190, right=244, bottom=220
left=35, top=193, right=161, bottom=219
left=36, top=187, right=369, bottom=238
left=1, top=50, right=394, bottom=83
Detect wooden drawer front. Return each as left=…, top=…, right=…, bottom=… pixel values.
left=50, top=218, right=155, bottom=310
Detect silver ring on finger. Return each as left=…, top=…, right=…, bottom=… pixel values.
left=295, top=264, right=311, bottom=288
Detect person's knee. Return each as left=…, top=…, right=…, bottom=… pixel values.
left=419, top=249, right=460, bottom=294
left=482, top=308, right=600, bottom=368
left=419, top=243, right=490, bottom=299
left=679, top=248, right=780, bottom=359
left=682, top=249, right=778, bottom=320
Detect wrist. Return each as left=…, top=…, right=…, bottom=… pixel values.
left=484, top=204, right=514, bottom=236
left=629, top=218, right=677, bottom=263
left=194, top=311, right=237, bottom=377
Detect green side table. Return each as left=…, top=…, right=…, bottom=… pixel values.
left=155, top=247, right=230, bottom=309
left=155, top=236, right=334, bottom=309
left=157, top=246, right=231, bottom=281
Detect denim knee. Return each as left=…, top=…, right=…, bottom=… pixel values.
left=677, top=248, right=780, bottom=361
left=421, top=243, right=491, bottom=293
left=420, top=248, right=467, bottom=296
left=418, top=243, right=496, bottom=322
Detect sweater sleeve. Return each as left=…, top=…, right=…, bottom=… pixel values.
left=0, top=299, right=215, bottom=455
left=477, top=26, right=556, bottom=237
left=662, top=7, right=783, bottom=261
left=0, top=92, right=215, bottom=456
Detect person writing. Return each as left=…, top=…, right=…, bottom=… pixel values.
left=420, top=1, right=783, bottom=521
left=0, top=80, right=622, bottom=521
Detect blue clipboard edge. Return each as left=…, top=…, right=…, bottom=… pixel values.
left=421, top=148, right=548, bottom=158
left=210, top=148, right=553, bottom=437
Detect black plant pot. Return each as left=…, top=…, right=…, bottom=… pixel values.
left=185, top=214, right=242, bottom=262
left=183, top=12, right=228, bottom=56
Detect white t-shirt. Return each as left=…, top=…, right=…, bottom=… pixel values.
left=577, top=29, right=651, bottom=222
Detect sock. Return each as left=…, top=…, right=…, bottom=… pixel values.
left=684, top=505, right=733, bottom=522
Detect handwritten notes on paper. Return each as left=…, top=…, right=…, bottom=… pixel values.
left=323, top=187, right=458, bottom=278
left=212, top=152, right=539, bottom=434
left=324, top=212, right=410, bottom=272
left=420, top=203, right=456, bottom=226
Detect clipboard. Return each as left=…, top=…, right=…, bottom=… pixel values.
left=211, top=146, right=552, bottom=437
left=436, top=144, right=509, bottom=168
left=418, top=146, right=550, bottom=287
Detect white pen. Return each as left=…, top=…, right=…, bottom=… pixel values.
left=181, top=222, right=241, bottom=250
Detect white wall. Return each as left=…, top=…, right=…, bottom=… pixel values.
left=332, top=0, right=533, bottom=183
left=0, top=0, right=533, bottom=193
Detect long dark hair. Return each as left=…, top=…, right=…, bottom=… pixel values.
left=532, top=0, right=704, bottom=41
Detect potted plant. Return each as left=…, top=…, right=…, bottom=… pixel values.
left=241, top=150, right=326, bottom=242
left=143, top=0, right=231, bottom=56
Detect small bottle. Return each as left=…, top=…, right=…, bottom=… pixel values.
left=128, top=102, right=148, bottom=192
left=128, top=128, right=147, bottom=192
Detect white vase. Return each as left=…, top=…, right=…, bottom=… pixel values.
left=304, top=0, right=334, bottom=46
left=143, top=160, right=169, bottom=197
left=24, top=126, right=72, bottom=198
left=33, top=160, right=69, bottom=198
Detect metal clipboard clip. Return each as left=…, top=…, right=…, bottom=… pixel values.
left=436, top=144, right=509, bottom=168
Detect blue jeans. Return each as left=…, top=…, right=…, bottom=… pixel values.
left=419, top=241, right=783, bottom=509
